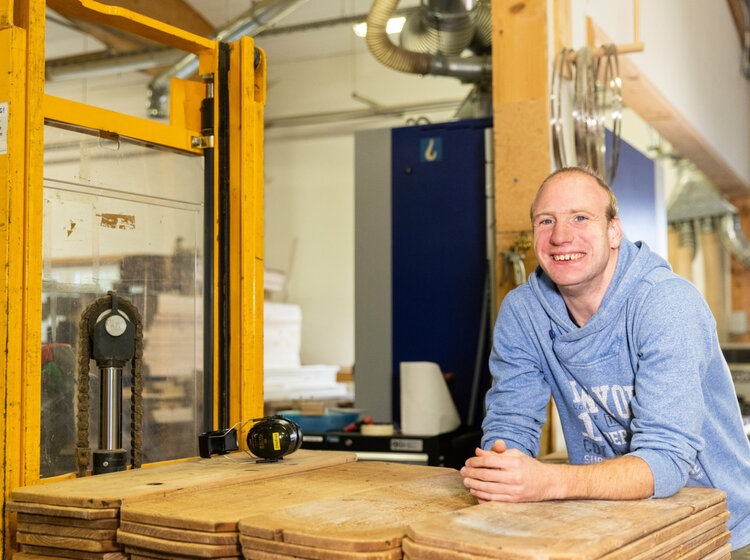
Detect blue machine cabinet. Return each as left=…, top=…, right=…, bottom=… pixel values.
left=355, top=118, right=492, bottom=426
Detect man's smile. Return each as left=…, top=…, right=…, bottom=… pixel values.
left=552, top=253, right=584, bottom=262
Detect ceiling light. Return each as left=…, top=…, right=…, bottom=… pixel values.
left=352, top=16, right=406, bottom=38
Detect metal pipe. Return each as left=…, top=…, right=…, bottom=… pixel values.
left=99, top=366, right=123, bottom=450
left=147, top=0, right=308, bottom=117
left=46, top=47, right=180, bottom=82
left=719, top=213, right=750, bottom=267
left=366, top=0, right=491, bottom=82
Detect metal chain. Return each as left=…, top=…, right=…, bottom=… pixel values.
left=75, top=291, right=144, bottom=477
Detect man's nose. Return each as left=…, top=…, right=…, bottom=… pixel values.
left=550, top=221, right=572, bottom=244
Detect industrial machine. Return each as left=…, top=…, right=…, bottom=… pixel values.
left=1, top=1, right=267, bottom=552
left=354, top=117, right=494, bottom=429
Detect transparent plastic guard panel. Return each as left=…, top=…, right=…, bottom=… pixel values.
left=41, top=125, right=204, bottom=477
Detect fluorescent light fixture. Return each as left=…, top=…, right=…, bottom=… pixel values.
left=353, top=16, right=405, bottom=38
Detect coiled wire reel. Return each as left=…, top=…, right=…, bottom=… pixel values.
left=550, top=44, right=622, bottom=184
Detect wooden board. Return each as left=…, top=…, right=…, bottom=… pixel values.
left=239, top=534, right=402, bottom=560
left=18, top=521, right=117, bottom=540
left=123, top=462, right=465, bottom=533
left=120, top=520, right=236, bottom=544
left=238, top=469, right=476, bottom=552
left=11, top=450, right=356, bottom=508
left=13, top=554, right=127, bottom=560
left=20, top=545, right=127, bottom=560
left=17, top=512, right=119, bottom=529
left=117, top=531, right=241, bottom=558
left=17, top=532, right=119, bottom=552
left=600, top=506, right=729, bottom=560
left=402, top=511, right=728, bottom=560
left=6, top=501, right=118, bottom=519
left=405, top=486, right=726, bottom=560
left=699, top=545, right=731, bottom=560
left=124, top=545, right=240, bottom=560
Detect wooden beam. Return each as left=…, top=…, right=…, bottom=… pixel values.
left=94, top=0, right=214, bottom=38
left=727, top=0, right=746, bottom=44
left=591, top=21, right=750, bottom=197
left=553, top=0, right=572, bottom=53
left=50, top=0, right=214, bottom=54
left=492, top=0, right=549, bottom=310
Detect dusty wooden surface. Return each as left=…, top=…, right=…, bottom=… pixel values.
left=238, top=469, right=474, bottom=552
left=405, top=486, right=727, bottom=560
left=10, top=450, right=356, bottom=508
left=121, top=462, right=463, bottom=533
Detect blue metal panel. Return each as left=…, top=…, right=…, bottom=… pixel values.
left=607, top=131, right=663, bottom=256
left=391, top=118, right=491, bottom=425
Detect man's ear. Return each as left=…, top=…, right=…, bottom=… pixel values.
left=609, top=217, right=623, bottom=248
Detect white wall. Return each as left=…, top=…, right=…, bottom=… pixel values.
left=263, top=49, right=471, bottom=367
left=575, top=0, right=750, bottom=186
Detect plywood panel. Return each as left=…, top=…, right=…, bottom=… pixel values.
left=406, top=486, right=725, bottom=559
left=10, top=449, right=356, bottom=508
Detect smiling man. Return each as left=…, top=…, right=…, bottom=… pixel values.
left=461, top=167, right=750, bottom=554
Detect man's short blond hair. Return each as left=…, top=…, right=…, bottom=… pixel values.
left=530, top=167, right=619, bottom=224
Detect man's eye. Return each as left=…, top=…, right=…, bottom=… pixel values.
left=537, top=218, right=553, bottom=226
left=573, top=215, right=587, bottom=222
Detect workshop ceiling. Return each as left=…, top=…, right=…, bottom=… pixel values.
left=45, top=0, right=421, bottom=67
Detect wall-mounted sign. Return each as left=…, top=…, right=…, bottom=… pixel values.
left=419, top=136, right=442, bottom=163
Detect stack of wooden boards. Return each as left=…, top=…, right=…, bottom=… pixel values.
left=403, top=486, right=731, bottom=560
left=7, top=450, right=736, bottom=560
left=117, top=461, right=475, bottom=560
left=7, top=449, right=357, bottom=560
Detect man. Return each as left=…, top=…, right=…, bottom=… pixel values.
left=461, top=167, right=750, bottom=553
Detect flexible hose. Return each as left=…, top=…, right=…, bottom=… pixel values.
left=367, top=0, right=432, bottom=75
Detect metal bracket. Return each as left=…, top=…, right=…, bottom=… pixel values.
left=191, top=135, right=214, bottom=149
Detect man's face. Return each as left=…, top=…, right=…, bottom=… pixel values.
left=531, top=173, right=622, bottom=296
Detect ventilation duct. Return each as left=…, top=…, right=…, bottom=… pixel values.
left=147, top=0, right=308, bottom=118
left=667, top=180, right=750, bottom=268
left=366, top=0, right=491, bottom=84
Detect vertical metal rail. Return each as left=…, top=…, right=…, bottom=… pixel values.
left=201, top=75, right=215, bottom=432
left=217, top=42, right=231, bottom=429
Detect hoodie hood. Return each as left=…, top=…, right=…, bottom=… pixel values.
left=528, top=239, right=672, bottom=338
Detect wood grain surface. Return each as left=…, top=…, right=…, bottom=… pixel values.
left=119, top=520, right=237, bottom=544
left=17, top=512, right=119, bottom=529
left=20, top=545, right=127, bottom=560
left=18, top=521, right=117, bottom=540
left=699, top=544, right=731, bottom=560
left=117, top=530, right=241, bottom=557
left=123, top=545, right=240, bottom=560
left=12, top=555, right=121, bottom=560
left=17, top=532, right=120, bottom=552
left=11, top=450, right=356, bottom=508
left=405, top=486, right=726, bottom=560
left=599, top=506, right=729, bottom=560
left=7, top=501, right=118, bottom=519
left=123, top=462, right=466, bottom=533
left=238, top=469, right=476, bottom=552
left=239, top=534, right=402, bottom=559
left=402, top=512, right=729, bottom=560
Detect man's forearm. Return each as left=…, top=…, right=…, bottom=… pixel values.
left=551, top=455, right=654, bottom=500
left=461, top=442, right=655, bottom=503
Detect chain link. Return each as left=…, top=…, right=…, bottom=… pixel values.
left=75, top=291, right=144, bottom=477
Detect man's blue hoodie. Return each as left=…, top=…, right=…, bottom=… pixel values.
left=482, top=239, right=750, bottom=549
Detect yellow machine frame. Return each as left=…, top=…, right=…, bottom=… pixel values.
left=0, top=0, right=265, bottom=554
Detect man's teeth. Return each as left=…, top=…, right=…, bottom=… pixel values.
left=553, top=253, right=583, bottom=261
